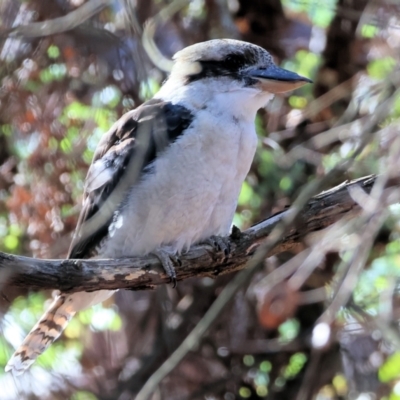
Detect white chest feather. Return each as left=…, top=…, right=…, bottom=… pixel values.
left=100, top=106, right=257, bottom=258
left=98, top=77, right=274, bottom=258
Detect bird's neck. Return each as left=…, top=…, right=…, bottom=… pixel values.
left=154, top=77, right=274, bottom=123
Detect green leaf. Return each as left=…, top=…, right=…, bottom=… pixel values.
left=63, top=102, right=93, bottom=121
left=361, top=24, right=378, bottom=38
left=260, top=360, right=272, bottom=373
left=239, top=387, right=251, bottom=398
left=0, top=336, right=11, bottom=366
left=24, top=80, right=41, bottom=92
left=238, top=181, right=254, bottom=206
left=60, top=137, right=72, bottom=153
left=139, top=78, right=161, bottom=101
left=283, top=352, right=307, bottom=379
left=367, top=57, right=395, bottom=80
left=4, top=235, right=19, bottom=251
left=279, top=319, right=300, bottom=342
left=1, top=124, right=12, bottom=136
left=289, top=95, right=307, bottom=109
left=379, top=353, right=400, bottom=382
left=243, top=355, right=255, bottom=366
left=71, top=392, right=98, bottom=400
left=47, top=45, right=60, bottom=59
left=279, top=176, right=292, bottom=192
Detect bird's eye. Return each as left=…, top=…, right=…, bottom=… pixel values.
left=224, top=54, right=245, bottom=70
left=225, top=55, right=237, bottom=64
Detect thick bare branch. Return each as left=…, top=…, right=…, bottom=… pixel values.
left=1, top=0, right=111, bottom=39
left=0, top=175, right=382, bottom=292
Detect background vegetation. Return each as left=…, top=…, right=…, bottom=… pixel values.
left=0, top=0, right=400, bottom=399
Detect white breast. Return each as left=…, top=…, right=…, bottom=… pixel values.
left=99, top=78, right=272, bottom=258
left=99, top=107, right=257, bottom=258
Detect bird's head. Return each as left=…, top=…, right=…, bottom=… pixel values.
left=156, top=39, right=312, bottom=117
left=170, top=39, right=312, bottom=95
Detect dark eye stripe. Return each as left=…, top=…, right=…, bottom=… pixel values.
left=186, top=48, right=262, bottom=83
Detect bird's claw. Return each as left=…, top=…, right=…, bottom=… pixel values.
left=204, top=235, right=231, bottom=261
left=152, top=249, right=180, bottom=288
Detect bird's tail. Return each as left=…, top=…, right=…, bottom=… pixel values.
left=5, top=294, right=75, bottom=376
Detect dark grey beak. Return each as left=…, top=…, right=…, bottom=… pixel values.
left=249, top=64, right=313, bottom=83
left=247, top=64, right=312, bottom=93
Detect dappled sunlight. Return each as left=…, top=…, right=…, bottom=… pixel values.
left=1, top=0, right=400, bottom=399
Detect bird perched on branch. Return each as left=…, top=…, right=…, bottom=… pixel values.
left=6, top=39, right=311, bottom=375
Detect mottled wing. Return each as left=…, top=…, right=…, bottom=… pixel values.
left=68, top=99, right=193, bottom=259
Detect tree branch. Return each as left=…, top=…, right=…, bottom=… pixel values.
left=0, top=175, right=381, bottom=292
left=1, top=0, right=111, bottom=39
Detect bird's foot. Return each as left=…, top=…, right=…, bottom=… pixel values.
left=203, top=235, right=231, bottom=261
left=152, top=249, right=180, bottom=288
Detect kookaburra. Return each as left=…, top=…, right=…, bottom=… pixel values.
left=6, top=39, right=311, bottom=375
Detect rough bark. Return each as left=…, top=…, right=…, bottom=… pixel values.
left=0, top=175, right=382, bottom=293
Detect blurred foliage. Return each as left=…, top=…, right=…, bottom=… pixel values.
left=1, top=0, right=400, bottom=399
left=282, top=0, right=338, bottom=28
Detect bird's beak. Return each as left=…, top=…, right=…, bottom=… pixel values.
left=247, top=64, right=312, bottom=93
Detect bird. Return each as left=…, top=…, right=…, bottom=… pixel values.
left=5, top=38, right=311, bottom=375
